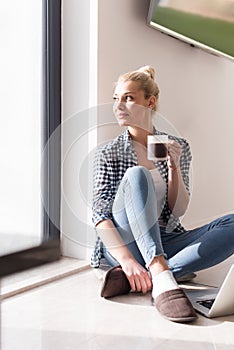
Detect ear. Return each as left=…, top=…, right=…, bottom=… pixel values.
left=148, top=96, right=157, bottom=110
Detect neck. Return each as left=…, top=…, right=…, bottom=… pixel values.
left=128, top=125, right=154, bottom=146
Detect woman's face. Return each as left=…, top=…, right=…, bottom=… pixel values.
left=113, top=80, right=154, bottom=130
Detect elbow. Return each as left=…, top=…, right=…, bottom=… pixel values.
left=172, top=206, right=187, bottom=218
left=170, top=197, right=190, bottom=218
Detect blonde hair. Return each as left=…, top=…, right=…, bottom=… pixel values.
left=117, top=65, right=160, bottom=111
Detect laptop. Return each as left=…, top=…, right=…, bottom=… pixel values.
left=185, top=265, right=234, bottom=318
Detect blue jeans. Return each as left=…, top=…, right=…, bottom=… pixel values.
left=103, top=166, right=234, bottom=278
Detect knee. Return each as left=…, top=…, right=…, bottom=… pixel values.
left=223, top=213, right=234, bottom=227
left=228, top=213, right=234, bottom=233
left=222, top=213, right=234, bottom=241
left=124, top=166, right=152, bottom=188
left=125, top=166, right=150, bottom=179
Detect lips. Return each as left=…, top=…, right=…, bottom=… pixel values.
left=116, top=113, right=128, bottom=118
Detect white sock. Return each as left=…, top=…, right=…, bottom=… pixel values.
left=152, top=270, right=179, bottom=300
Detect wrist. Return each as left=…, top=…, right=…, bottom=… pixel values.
left=168, top=164, right=179, bottom=171
left=120, top=255, right=136, bottom=268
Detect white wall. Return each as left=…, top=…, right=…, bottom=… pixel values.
left=61, top=0, right=98, bottom=259
left=62, top=0, right=234, bottom=274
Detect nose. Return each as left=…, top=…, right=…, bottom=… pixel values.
left=114, top=99, right=126, bottom=110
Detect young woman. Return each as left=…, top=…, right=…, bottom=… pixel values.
left=91, top=66, right=234, bottom=322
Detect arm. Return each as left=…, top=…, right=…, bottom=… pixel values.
left=168, top=166, right=190, bottom=217
left=167, top=140, right=190, bottom=217
left=96, top=219, right=152, bottom=293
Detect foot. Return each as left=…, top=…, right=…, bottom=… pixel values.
left=152, top=289, right=197, bottom=323
left=151, top=270, right=197, bottom=322
left=101, top=266, right=131, bottom=298
left=151, top=270, right=179, bottom=300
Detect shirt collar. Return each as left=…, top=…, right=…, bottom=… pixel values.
left=123, top=129, right=132, bottom=152
left=153, top=126, right=163, bottom=135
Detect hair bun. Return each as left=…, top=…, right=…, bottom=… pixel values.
left=137, top=65, right=155, bottom=80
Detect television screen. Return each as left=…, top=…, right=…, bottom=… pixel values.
left=147, top=0, right=234, bottom=61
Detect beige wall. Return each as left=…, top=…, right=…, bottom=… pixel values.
left=98, top=0, right=234, bottom=230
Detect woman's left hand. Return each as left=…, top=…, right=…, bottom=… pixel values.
left=167, top=140, right=182, bottom=170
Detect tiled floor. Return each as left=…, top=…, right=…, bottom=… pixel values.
left=1, top=266, right=234, bottom=350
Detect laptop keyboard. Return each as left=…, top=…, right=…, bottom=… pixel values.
left=196, top=299, right=215, bottom=309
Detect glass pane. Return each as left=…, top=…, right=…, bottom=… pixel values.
left=0, top=0, right=42, bottom=254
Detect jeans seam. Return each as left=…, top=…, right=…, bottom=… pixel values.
left=124, top=176, right=162, bottom=265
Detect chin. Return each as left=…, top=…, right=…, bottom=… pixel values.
left=116, top=119, right=129, bottom=127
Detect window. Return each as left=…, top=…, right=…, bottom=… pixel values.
left=0, top=0, right=61, bottom=276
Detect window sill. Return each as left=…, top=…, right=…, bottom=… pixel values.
left=0, top=257, right=90, bottom=300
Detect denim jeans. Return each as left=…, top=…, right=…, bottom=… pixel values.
left=103, top=166, right=234, bottom=278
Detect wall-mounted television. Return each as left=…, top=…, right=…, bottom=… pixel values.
left=147, top=0, right=234, bottom=61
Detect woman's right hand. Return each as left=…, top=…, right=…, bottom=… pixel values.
left=121, top=258, right=152, bottom=294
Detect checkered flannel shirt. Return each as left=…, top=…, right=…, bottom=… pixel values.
left=91, top=128, right=192, bottom=268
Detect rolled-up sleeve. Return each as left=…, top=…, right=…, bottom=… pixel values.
left=179, top=138, right=192, bottom=194
left=92, top=148, right=115, bottom=226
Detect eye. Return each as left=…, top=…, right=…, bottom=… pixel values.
left=113, top=96, right=118, bottom=102
left=125, top=95, right=133, bottom=102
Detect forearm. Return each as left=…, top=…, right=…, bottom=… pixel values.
left=167, top=166, right=190, bottom=217
left=96, top=219, right=152, bottom=293
left=96, top=219, right=135, bottom=265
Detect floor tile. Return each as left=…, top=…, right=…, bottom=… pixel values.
left=1, top=268, right=234, bottom=350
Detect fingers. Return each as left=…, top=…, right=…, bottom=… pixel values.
left=127, top=270, right=152, bottom=294
left=122, top=260, right=152, bottom=294
left=168, top=141, right=181, bottom=155
left=168, top=141, right=181, bottom=167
